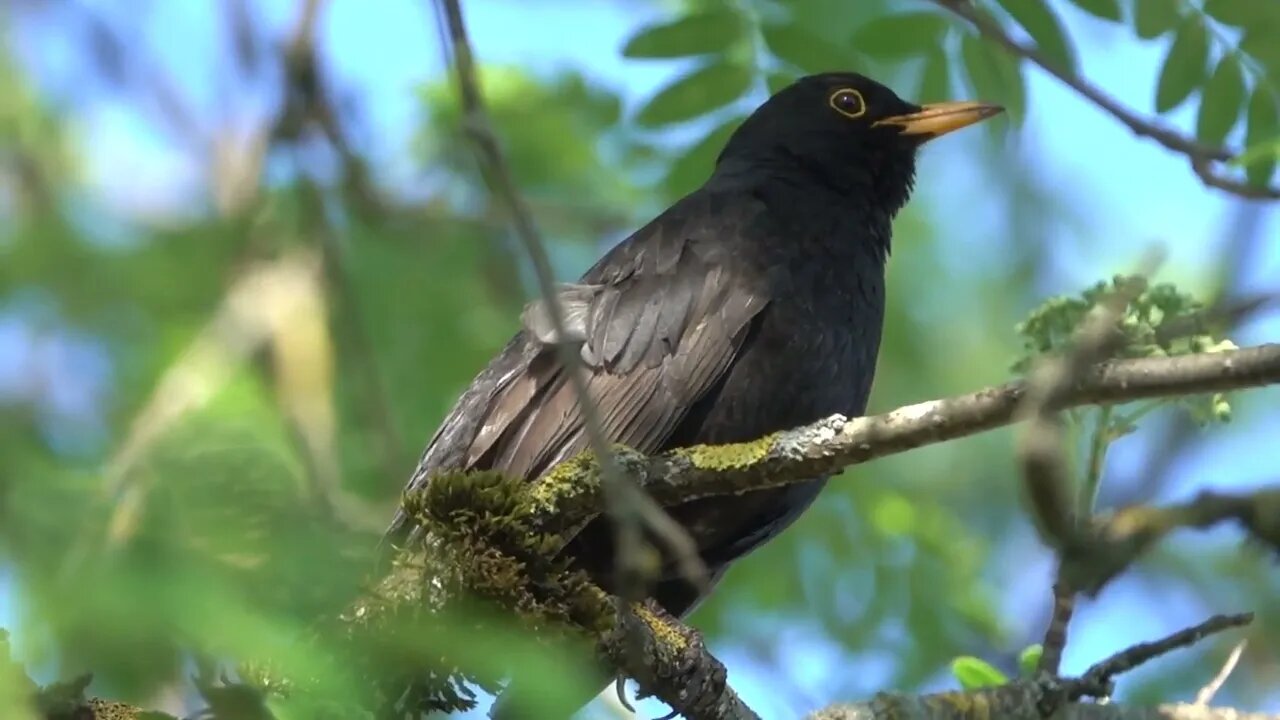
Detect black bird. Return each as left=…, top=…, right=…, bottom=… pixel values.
left=385, top=71, right=1001, bottom=715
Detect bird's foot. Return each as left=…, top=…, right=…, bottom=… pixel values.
left=621, top=600, right=727, bottom=720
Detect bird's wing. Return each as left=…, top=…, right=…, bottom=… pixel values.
left=384, top=194, right=769, bottom=543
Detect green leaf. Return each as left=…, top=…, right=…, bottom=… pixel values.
left=951, top=656, right=1009, bottom=690
left=1134, top=0, right=1181, bottom=39
left=761, top=22, right=860, bottom=73
left=993, top=0, right=1077, bottom=71
left=1018, top=644, right=1044, bottom=677
left=961, top=33, right=1026, bottom=124
left=621, top=10, right=746, bottom=59
left=1243, top=87, right=1279, bottom=186
left=1201, top=0, right=1246, bottom=26
left=918, top=48, right=952, bottom=102
left=663, top=114, right=746, bottom=197
left=851, top=12, right=950, bottom=60
left=1240, top=28, right=1280, bottom=77
left=634, top=62, right=753, bottom=127
left=1067, top=0, right=1122, bottom=22
left=1154, top=19, right=1209, bottom=112
left=1203, top=0, right=1280, bottom=28
left=1195, top=56, right=1245, bottom=145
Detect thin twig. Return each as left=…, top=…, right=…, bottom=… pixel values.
left=807, top=614, right=1262, bottom=720
left=1071, top=613, right=1253, bottom=701
left=430, top=0, right=710, bottom=693
left=1194, top=640, right=1247, bottom=706
left=931, top=0, right=1280, bottom=200
left=1055, top=486, right=1280, bottom=595
left=1037, top=580, right=1075, bottom=675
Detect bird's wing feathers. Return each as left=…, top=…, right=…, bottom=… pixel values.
left=384, top=196, right=768, bottom=543
left=478, top=217, right=768, bottom=479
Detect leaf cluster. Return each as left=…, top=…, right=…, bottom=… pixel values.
left=1013, top=275, right=1235, bottom=425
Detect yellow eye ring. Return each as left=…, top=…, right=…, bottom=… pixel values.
left=829, top=88, right=866, bottom=119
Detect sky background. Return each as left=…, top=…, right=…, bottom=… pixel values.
left=2, top=0, right=1277, bottom=717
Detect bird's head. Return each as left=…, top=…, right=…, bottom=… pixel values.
left=715, top=72, right=1003, bottom=217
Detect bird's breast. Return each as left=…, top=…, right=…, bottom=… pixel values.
left=713, top=230, right=888, bottom=438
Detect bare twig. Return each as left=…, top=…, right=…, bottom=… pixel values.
left=1072, top=613, right=1253, bottom=701
left=1057, top=486, right=1280, bottom=596
left=810, top=613, right=1258, bottom=720
left=930, top=0, right=1280, bottom=200
left=1194, top=640, right=1247, bottom=706
left=1038, top=580, right=1076, bottom=676
left=431, top=0, right=708, bottom=607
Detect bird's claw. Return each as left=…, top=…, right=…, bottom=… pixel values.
left=636, top=603, right=726, bottom=720
left=614, top=675, right=637, bottom=713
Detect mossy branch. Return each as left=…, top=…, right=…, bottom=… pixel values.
left=356, top=342, right=1280, bottom=718
left=521, top=343, right=1280, bottom=542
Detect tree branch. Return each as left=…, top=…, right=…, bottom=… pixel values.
left=1058, top=486, right=1280, bottom=595
left=930, top=0, right=1280, bottom=200
left=523, top=343, right=1280, bottom=534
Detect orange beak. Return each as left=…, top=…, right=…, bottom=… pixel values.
left=872, top=100, right=1005, bottom=140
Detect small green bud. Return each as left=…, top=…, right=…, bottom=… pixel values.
left=950, top=656, right=1009, bottom=690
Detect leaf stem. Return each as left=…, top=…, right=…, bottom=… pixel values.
left=1078, top=405, right=1113, bottom=517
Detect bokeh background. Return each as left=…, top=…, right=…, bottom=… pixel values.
left=1, top=0, right=1278, bottom=717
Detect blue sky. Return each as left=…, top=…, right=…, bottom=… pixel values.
left=4, top=0, right=1279, bottom=717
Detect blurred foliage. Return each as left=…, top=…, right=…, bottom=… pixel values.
left=614, top=0, right=1280, bottom=193
left=1013, top=274, right=1236, bottom=421
left=0, top=0, right=1277, bottom=717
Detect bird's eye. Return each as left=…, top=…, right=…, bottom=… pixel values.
left=828, top=88, right=866, bottom=119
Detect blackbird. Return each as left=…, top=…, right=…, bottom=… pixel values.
left=384, top=71, right=1001, bottom=715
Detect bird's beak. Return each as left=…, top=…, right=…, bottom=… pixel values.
left=873, top=101, right=1005, bottom=141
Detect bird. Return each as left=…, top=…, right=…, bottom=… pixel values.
left=384, top=71, right=1002, bottom=717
